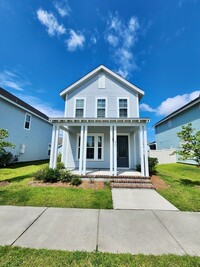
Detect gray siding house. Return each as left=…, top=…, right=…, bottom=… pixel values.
left=155, top=95, right=200, bottom=164
left=49, top=65, right=150, bottom=176
left=0, top=87, right=53, bottom=162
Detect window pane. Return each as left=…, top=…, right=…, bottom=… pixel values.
left=97, top=109, right=105, bottom=118
left=97, top=99, right=105, bottom=108
left=78, top=136, right=80, bottom=146
left=87, top=148, right=94, bottom=159
left=87, top=136, right=94, bottom=147
left=98, top=136, right=102, bottom=147
left=76, top=109, right=83, bottom=117
left=26, top=115, right=31, bottom=122
left=78, top=148, right=80, bottom=159
left=25, top=121, right=30, bottom=129
left=98, top=148, right=102, bottom=159
left=119, top=109, right=127, bottom=117
left=76, top=99, right=84, bottom=108
left=119, top=99, right=127, bottom=108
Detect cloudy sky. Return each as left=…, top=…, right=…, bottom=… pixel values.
left=0, top=0, right=200, bottom=141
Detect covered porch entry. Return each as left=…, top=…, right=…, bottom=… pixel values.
left=49, top=118, right=149, bottom=177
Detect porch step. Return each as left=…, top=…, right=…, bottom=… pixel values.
left=110, top=178, right=152, bottom=183
left=111, top=176, right=154, bottom=189
left=111, top=182, right=155, bottom=189
left=80, top=175, right=150, bottom=179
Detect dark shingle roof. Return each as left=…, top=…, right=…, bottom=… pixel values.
left=0, top=87, right=49, bottom=121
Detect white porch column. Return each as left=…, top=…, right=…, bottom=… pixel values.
left=113, top=125, right=117, bottom=176
left=143, top=125, right=149, bottom=176
left=79, top=125, right=84, bottom=175
left=83, top=125, right=88, bottom=175
left=139, top=125, right=145, bottom=176
left=52, top=125, right=59, bottom=169
left=110, top=125, right=113, bottom=176
left=49, top=124, right=56, bottom=168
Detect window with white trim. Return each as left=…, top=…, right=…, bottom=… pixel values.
left=119, top=99, right=128, bottom=117
left=24, top=114, right=31, bottom=129
left=75, top=99, right=84, bottom=117
left=97, top=99, right=106, bottom=118
left=77, top=134, right=104, bottom=160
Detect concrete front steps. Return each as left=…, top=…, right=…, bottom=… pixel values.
left=111, top=177, right=155, bottom=189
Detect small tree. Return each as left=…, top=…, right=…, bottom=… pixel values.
left=175, top=123, right=200, bottom=166
left=0, top=128, right=15, bottom=153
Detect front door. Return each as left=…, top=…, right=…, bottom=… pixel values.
left=117, top=135, right=129, bottom=168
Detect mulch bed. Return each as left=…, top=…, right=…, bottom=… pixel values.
left=0, top=181, right=9, bottom=187
left=28, top=180, right=105, bottom=190
left=151, top=175, right=170, bottom=190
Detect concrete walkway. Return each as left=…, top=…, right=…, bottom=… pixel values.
left=112, top=189, right=178, bottom=210
left=0, top=206, right=200, bottom=255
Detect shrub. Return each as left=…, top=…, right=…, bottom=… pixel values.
left=71, top=176, right=82, bottom=186
left=149, top=157, right=158, bottom=174
left=60, top=169, right=73, bottom=183
left=0, top=151, right=14, bottom=167
left=57, top=153, right=65, bottom=169
left=34, top=167, right=60, bottom=183
left=136, top=157, right=158, bottom=175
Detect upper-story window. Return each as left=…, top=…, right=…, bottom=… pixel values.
left=119, top=99, right=128, bottom=118
left=24, top=113, right=31, bottom=130
left=75, top=99, right=85, bottom=117
left=97, top=99, right=106, bottom=118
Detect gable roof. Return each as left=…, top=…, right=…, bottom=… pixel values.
left=0, top=87, right=50, bottom=122
left=155, top=95, right=200, bottom=127
left=60, top=65, right=145, bottom=100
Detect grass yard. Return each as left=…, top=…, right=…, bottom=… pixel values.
left=0, top=161, right=113, bottom=209
left=0, top=246, right=200, bottom=267
left=157, top=163, right=200, bottom=211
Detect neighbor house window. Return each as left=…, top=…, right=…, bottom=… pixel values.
left=24, top=114, right=31, bottom=129
left=75, top=99, right=85, bottom=117
left=48, top=143, right=51, bottom=156
left=77, top=134, right=104, bottom=160
left=119, top=99, right=128, bottom=117
left=97, top=99, right=106, bottom=118
left=168, top=120, right=172, bottom=128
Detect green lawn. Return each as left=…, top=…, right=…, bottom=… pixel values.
left=157, top=163, right=200, bottom=211
left=0, top=246, right=199, bottom=267
left=0, top=161, right=113, bottom=209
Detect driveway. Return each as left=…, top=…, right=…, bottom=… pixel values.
left=0, top=206, right=200, bottom=255
left=112, top=189, right=178, bottom=210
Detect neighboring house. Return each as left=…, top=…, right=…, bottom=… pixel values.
left=49, top=65, right=150, bottom=176
left=0, top=87, right=53, bottom=162
left=155, top=95, right=200, bottom=164
left=148, top=141, right=156, bottom=150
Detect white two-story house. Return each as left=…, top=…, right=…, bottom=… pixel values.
left=49, top=65, right=149, bottom=176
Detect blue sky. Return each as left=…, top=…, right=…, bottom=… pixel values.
left=1, top=0, right=200, bottom=141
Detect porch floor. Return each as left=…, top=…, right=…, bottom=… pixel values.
left=70, top=169, right=142, bottom=177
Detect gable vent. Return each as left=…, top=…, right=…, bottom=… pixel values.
left=98, top=73, right=105, bottom=89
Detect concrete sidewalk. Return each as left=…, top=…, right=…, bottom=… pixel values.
left=0, top=206, right=200, bottom=256
left=112, top=189, right=178, bottom=210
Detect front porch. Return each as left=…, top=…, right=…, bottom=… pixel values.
left=70, top=168, right=142, bottom=177
left=49, top=118, right=150, bottom=177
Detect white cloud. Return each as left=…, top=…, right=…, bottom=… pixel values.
left=37, top=8, right=66, bottom=36
left=105, top=13, right=139, bottom=78
left=140, top=103, right=157, bottom=112
left=140, top=91, right=200, bottom=116
left=16, top=94, right=64, bottom=117
left=54, top=1, right=70, bottom=17
left=66, top=29, right=85, bottom=51
left=91, top=35, right=97, bottom=44
left=0, top=69, right=30, bottom=91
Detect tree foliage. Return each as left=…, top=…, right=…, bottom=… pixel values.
left=175, top=123, right=200, bottom=166
left=0, top=128, right=15, bottom=154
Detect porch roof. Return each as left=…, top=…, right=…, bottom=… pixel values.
left=49, top=117, right=150, bottom=126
